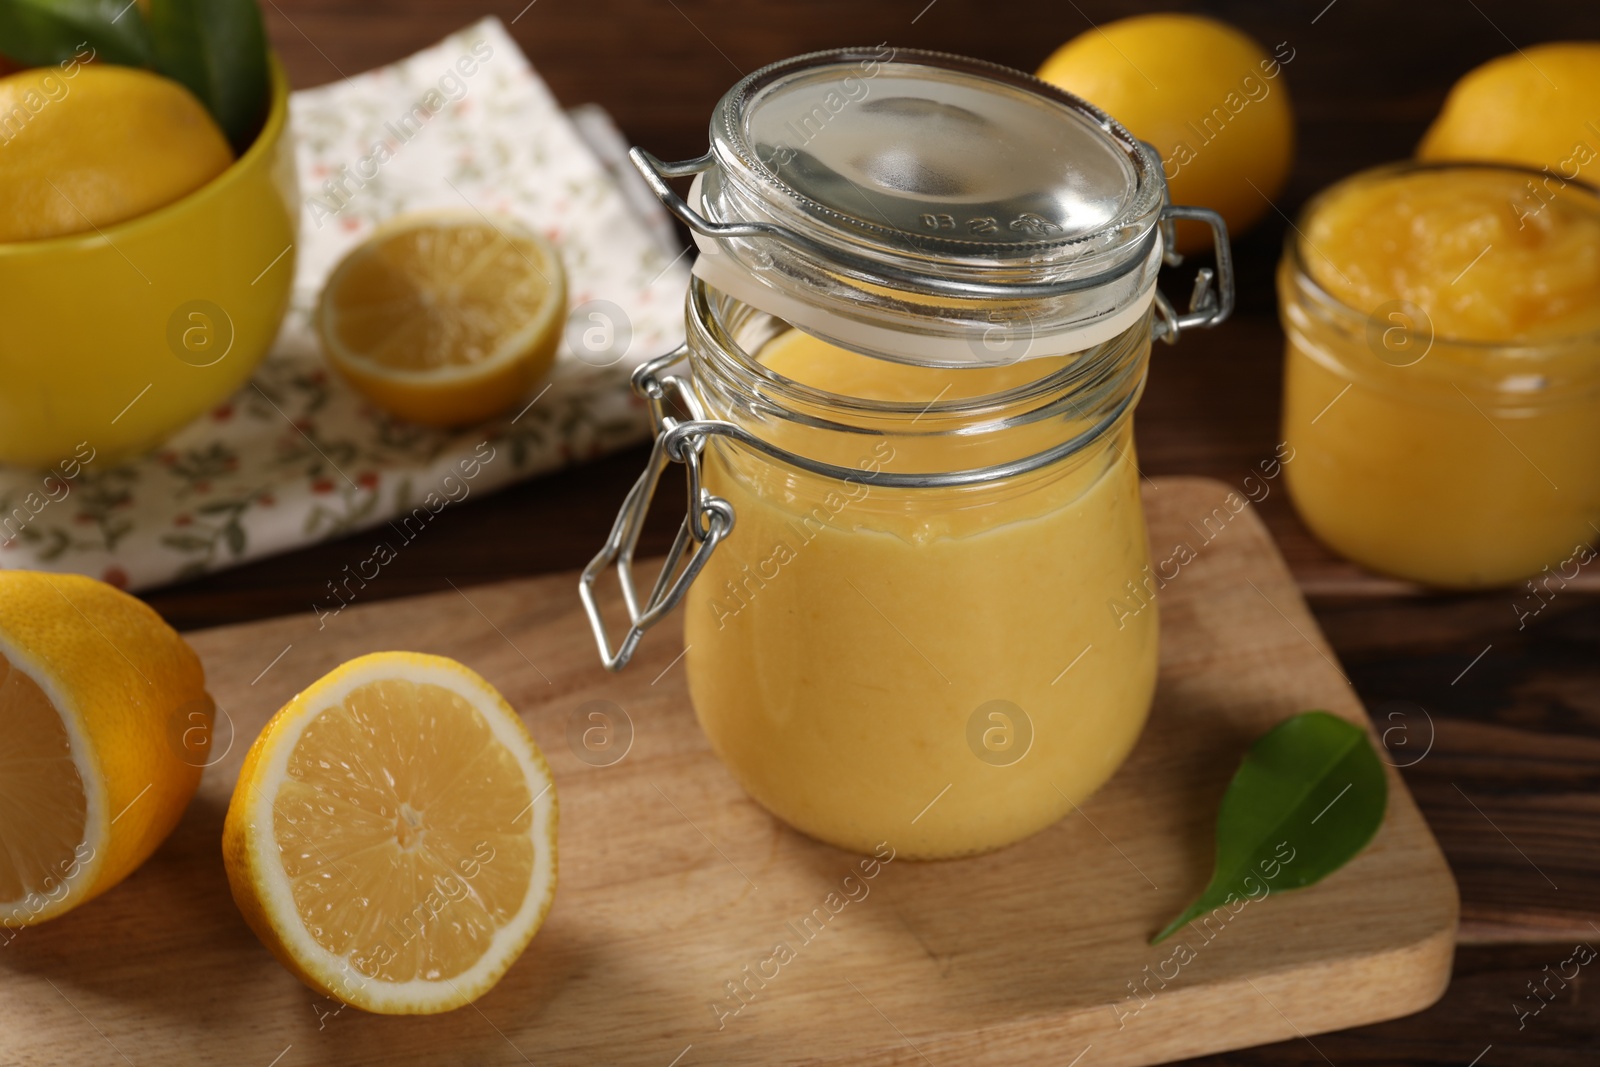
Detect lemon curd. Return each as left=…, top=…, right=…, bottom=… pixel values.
left=1281, top=164, right=1600, bottom=587
left=682, top=329, right=1159, bottom=859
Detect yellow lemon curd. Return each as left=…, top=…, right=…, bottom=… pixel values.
left=1281, top=165, right=1600, bottom=587
left=682, top=329, right=1158, bottom=859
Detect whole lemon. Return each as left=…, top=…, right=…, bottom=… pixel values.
left=1418, top=42, right=1600, bottom=178
left=0, top=64, right=233, bottom=243
left=1037, top=14, right=1295, bottom=251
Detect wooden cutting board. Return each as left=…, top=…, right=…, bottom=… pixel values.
left=0, top=476, right=1457, bottom=1067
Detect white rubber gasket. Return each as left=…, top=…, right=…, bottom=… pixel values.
left=687, top=173, right=1160, bottom=366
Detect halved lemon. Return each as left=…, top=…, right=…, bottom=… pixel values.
left=316, top=213, right=567, bottom=427
left=222, top=652, right=558, bottom=1014
left=0, top=571, right=210, bottom=927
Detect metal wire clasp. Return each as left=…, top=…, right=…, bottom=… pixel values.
left=1150, top=204, right=1235, bottom=344
left=579, top=345, right=735, bottom=671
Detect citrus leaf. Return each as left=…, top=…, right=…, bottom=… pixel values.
left=1152, top=710, right=1387, bottom=944
left=0, top=0, right=153, bottom=67
left=145, top=0, right=268, bottom=153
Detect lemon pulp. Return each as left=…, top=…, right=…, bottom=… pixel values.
left=0, top=653, right=88, bottom=915
left=317, top=215, right=567, bottom=426
left=275, top=678, right=535, bottom=983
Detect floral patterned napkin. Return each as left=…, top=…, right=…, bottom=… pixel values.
left=0, top=17, right=688, bottom=592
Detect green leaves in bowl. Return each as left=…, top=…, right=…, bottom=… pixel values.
left=0, top=0, right=270, bottom=153
left=146, top=0, right=270, bottom=154
left=1152, top=710, right=1388, bottom=944
left=0, top=0, right=154, bottom=67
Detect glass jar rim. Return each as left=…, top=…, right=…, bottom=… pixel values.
left=684, top=274, right=1138, bottom=424
left=1286, top=159, right=1600, bottom=354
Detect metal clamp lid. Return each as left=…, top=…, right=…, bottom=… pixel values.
left=631, top=148, right=1234, bottom=347
left=632, top=147, right=1164, bottom=301
left=582, top=47, right=1239, bottom=667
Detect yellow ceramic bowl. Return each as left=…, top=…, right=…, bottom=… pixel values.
left=0, top=59, right=297, bottom=468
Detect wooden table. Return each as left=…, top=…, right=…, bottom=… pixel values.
left=144, top=2, right=1600, bottom=1062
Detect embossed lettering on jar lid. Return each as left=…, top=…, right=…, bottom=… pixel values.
left=630, top=48, right=1229, bottom=367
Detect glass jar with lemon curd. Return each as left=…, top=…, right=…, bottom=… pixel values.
left=582, top=49, right=1233, bottom=859
left=1280, top=162, right=1600, bottom=588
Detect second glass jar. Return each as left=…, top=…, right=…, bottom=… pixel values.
left=1279, top=162, right=1600, bottom=588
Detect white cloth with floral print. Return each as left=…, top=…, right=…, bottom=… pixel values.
left=0, top=17, right=688, bottom=592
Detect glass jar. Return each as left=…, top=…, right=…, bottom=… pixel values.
left=582, top=49, right=1233, bottom=858
left=1279, top=162, right=1600, bottom=589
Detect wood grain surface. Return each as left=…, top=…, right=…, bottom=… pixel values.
left=118, top=2, right=1600, bottom=1062
left=0, top=479, right=1457, bottom=1066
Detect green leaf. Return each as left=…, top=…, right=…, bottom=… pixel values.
left=1152, top=710, right=1388, bottom=944
left=0, top=0, right=153, bottom=67
left=145, top=0, right=269, bottom=153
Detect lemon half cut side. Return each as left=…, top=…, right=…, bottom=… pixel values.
left=316, top=213, right=568, bottom=427
left=222, top=651, right=558, bottom=1014
left=0, top=571, right=210, bottom=927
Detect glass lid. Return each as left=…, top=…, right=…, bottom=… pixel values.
left=625, top=47, right=1236, bottom=367
left=733, top=51, right=1143, bottom=254
left=709, top=47, right=1163, bottom=284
